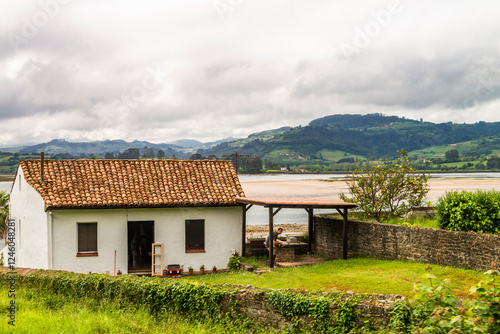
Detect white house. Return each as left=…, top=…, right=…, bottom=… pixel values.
left=6, top=159, right=245, bottom=275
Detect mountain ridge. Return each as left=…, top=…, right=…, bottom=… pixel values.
left=3, top=114, right=500, bottom=165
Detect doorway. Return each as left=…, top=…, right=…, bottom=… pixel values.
left=127, top=221, right=154, bottom=273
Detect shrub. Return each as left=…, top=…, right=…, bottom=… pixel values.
left=409, top=270, right=500, bottom=333
left=340, top=150, right=430, bottom=221
left=436, top=190, right=500, bottom=234
left=227, top=250, right=241, bottom=271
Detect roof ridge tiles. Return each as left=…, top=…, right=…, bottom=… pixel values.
left=19, top=159, right=245, bottom=210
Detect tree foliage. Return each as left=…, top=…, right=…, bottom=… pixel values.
left=142, top=146, right=155, bottom=158
left=118, top=148, right=140, bottom=159
left=0, top=190, right=9, bottom=237
left=340, top=150, right=430, bottom=221
left=445, top=149, right=460, bottom=162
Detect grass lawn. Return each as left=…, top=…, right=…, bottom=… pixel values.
left=183, top=257, right=486, bottom=298
left=0, top=285, right=267, bottom=334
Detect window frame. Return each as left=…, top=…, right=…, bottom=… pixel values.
left=76, top=222, right=98, bottom=257
left=185, top=219, right=205, bottom=253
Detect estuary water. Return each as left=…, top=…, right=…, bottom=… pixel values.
left=3, top=172, right=500, bottom=225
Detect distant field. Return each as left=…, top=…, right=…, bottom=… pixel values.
left=315, top=149, right=365, bottom=162
left=408, top=137, right=500, bottom=159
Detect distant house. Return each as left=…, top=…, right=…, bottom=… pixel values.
left=5, top=159, right=245, bottom=274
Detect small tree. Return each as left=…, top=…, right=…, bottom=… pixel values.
left=0, top=190, right=9, bottom=238
left=340, top=150, right=430, bottom=221
left=445, top=149, right=460, bottom=162
left=156, top=149, right=165, bottom=159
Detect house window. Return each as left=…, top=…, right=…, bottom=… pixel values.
left=185, top=219, right=205, bottom=253
left=77, top=222, right=98, bottom=256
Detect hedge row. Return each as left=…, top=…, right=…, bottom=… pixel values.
left=436, top=190, right=500, bottom=234
left=0, top=270, right=366, bottom=332
left=0, top=270, right=227, bottom=317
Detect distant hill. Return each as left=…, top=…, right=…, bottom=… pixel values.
left=15, top=139, right=184, bottom=158
left=202, top=114, right=500, bottom=164
left=309, top=113, right=417, bottom=128
left=168, top=139, right=204, bottom=148
left=4, top=114, right=500, bottom=167
left=9, top=137, right=239, bottom=158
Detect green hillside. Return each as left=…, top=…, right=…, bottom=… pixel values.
left=201, top=114, right=500, bottom=171
left=3, top=114, right=500, bottom=173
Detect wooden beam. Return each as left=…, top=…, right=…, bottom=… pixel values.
left=336, top=207, right=346, bottom=218
left=272, top=207, right=282, bottom=217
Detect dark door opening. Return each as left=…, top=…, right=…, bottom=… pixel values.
left=128, top=221, right=154, bottom=273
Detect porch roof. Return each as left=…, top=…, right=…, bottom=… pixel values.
left=236, top=197, right=357, bottom=209
left=237, top=197, right=357, bottom=270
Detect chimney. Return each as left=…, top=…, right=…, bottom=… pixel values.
left=41, top=151, right=45, bottom=185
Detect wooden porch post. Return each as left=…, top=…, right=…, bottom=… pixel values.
left=342, top=208, right=348, bottom=260
left=242, top=205, right=246, bottom=257
left=268, top=206, right=274, bottom=271
left=306, top=208, right=313, bottom=254
left=241, top=204, right=253, bottom=258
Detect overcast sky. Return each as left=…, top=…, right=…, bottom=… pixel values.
left=1, top=0, right=500, bottom=147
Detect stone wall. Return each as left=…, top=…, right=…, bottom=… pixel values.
left=224, top=286, right=403, bottom=331
left=313, top=216, right=500, bottom=271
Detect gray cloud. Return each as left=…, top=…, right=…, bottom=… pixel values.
left=1, top=0, right=500, bottom=146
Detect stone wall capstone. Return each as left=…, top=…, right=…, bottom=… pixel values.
left=313, top=216, right=500, bottom=271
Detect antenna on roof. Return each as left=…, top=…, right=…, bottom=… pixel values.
left=41, top=151, right=45, bottom=186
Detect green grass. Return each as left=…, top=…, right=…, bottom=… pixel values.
left=436, top=161, right=480, bottom=168
left=316, top=149, right=366, bottom=162
left=323, top=212, right=440, bottom=229
left=0, top=285, right=268, bottom=334
left=183, top=257, right=484, bottom=298
left=408, top=140, right=482, bottom=158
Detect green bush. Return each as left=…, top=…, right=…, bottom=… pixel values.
left=227, top=251, right=242, bottom=271
left=436, top=190, right=500, bottom=234
left=409, top=271, right=500, bottom=333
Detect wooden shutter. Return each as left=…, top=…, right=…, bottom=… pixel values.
left=78, top=223, right=97, bottom=253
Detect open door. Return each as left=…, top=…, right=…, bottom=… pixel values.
left=127, top=221, right=154, bottom=273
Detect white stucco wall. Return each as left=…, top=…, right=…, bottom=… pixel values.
left=7, top=166, right=49, bottom=269
left=52, top=206, right=243, bottom=274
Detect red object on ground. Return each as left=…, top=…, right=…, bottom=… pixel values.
left=167, top=264, right=182, bottom=277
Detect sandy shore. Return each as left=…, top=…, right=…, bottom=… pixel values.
left=241, top=177, right=500, bottom=236
left=240, top=177, right=500, bottom=203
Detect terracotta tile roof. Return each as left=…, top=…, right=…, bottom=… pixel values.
left=19, top=159, right=245, bottom=210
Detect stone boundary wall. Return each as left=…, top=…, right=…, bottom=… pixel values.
left=313, top=217, right=500, bottom=271
left=225, top=286, right=402, bottom=330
